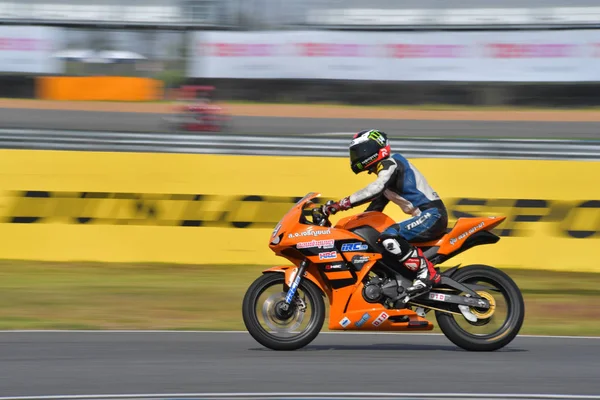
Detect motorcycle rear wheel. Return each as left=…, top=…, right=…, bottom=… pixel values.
left=242, top=273, right=325, bottom=351
left=436, top=264, right=525, bottom=351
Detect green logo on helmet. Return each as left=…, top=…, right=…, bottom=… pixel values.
left=368, top=130, right=386, bottom=146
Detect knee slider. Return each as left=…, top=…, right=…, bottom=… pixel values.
left=379, top=234, right=414, bottom=260
left=381, top=238, right=402, bottom=255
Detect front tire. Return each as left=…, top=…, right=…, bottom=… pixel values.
left=242, top=273, right=325, bottom=351
left=436, top=264, right=525, bottom=351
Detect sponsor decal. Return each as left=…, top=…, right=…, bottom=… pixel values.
left=385, top=43, right=468, bottom=58
left=357, top=153, right=378, bottom=170
left=288, top=226, right=331, bottom=239
left=287, top=267, right=307, bottom=286
left=404, top=258, right=421, bottom=271
left=372, top=312, right=389, bottom=327
left=288, top=267, right=298, bottom=286
left=297, top=239, right=334, bottom=249
left=285, top=271, right=302, bottom=303
left=368, top=130, right=387, bottom=146
left=405, top=213, right=431, bottom=230
left=319, top=251, right=337, bottom=260
left=341, top=242, right=368, bottom=252
left=429, top=293, right=447, bottom=301
left=351, top=255, right=371, bottom=268
left=485, top=43, right=576, bottom=59
left=355, top=313, right=370, bottom=327
left=295, top=42, right=369, bottom=58
left=339, top=317, right=351, bottom=328
left=449, top=222, right=485, bottom=245
left=324, top=263, right=345, bottom=271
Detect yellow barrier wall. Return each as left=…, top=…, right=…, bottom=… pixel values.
left=37, top=77, right=163, bottom=101
left=0, top=149, right=598, bottom=272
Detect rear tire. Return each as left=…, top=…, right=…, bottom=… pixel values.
left=242, top=273, right=325, bottom=351
left=436, top=264, right=524, bottom=352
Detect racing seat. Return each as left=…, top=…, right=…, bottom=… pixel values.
left=349, top=224, right=447, bottom=248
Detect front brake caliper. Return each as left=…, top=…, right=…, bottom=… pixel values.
left=293, top=295, right=307, bottom=312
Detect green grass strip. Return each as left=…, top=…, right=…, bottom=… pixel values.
left=0, top=260, right=598, bottom=336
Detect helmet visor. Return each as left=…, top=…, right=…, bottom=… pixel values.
left=349, top=147, right=362, bottom=165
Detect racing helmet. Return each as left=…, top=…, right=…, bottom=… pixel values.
left=349, top=129, right=391, bottom=174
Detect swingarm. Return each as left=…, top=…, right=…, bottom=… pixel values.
left=413, top=290, right=491, bottom=310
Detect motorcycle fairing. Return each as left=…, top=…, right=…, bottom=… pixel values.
left=264, top=192, right=501, bottom=332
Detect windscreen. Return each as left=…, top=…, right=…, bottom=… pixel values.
left=295, top=192, right=319, bottom=205
left=271, top=192, right=320, bottom=240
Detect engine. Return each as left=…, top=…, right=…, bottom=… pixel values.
left=362, top=275, right=406, bottom=304
left=363, top=277, right=384, bottom=303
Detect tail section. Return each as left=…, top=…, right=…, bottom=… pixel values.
left=428, top=216, right=505, bottom=256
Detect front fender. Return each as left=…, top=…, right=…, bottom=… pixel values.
left=263, top=265, right=327, bottom=297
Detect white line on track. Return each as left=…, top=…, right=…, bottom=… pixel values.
left=0, top=393, right=599, bottom=400
left=0, top=330, right=598, bottom=340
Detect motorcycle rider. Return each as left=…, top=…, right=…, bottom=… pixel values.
left=322, top=129, right=448, bottom=297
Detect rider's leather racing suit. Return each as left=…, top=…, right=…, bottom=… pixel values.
left=346, top=153, right=448, bottom=293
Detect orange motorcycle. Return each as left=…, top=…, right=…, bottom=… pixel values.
left=242, top=192, right=524, bottom=351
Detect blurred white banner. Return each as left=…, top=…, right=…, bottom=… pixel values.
left=188, top=30, right=600, bottom=81
left=0, top=26, right=64, bottom=73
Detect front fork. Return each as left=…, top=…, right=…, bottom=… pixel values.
left=282, top=259, right=309, bottom=311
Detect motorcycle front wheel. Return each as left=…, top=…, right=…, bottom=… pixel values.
left=242, top=273, right=325, bottom=351
left=436, top=264, right=525, bottom=352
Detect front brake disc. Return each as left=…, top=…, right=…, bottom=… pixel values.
left=261, top=292, right=305, bottom=333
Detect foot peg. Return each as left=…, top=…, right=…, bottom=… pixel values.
left=400, top=286, right=430, bottom=304
left=458, top=305, right=478, bottom=322
left=401, top=285, right=430, bottom=304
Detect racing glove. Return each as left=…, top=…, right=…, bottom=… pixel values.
left=322, top=197, right=351, bottom=216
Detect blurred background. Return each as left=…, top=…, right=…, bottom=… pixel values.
left=1, top=0, right=600, bottom=105
left=0, top=1, right=599, bottom=398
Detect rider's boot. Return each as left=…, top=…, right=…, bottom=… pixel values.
left=381, top=237, right=440, bottom=297
left=403, top=247, right=441, bottom=296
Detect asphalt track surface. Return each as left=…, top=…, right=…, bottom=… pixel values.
left=2, top=108, right=600, bottom=139
left=0, top=332, right=598, bottom=398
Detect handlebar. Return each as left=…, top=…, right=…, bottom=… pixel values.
left=312, top=205, right=331, bottom=227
